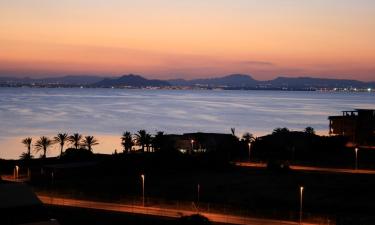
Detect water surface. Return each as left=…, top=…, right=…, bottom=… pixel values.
left=0, top=88, right=374, bottom=159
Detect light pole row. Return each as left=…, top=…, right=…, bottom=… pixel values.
left=140, top=173, right=304, bottom=225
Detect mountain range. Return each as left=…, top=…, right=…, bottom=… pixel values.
left=94, top=74, right=170, bottom=87
left=0, top=74, right=374, bottom=89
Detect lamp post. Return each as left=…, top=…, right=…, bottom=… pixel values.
left=141, top=174, right=145, bottom=207
left=197, top=183, right=200, bottom=211
left=15, top=165, right=19, bottom=180
left=299, top=186, right=304, bottom=225
left=355, top=147, right=359, bottom=170
left=248, top=143, right=251, bottom=161
left=191, top=139, right=194, bottom=153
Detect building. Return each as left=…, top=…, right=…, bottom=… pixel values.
left=328, top=109, right=375, bottom=147
left=164, top=132, right=239, bottom=155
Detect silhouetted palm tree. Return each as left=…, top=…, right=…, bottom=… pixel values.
left=152, top=131, right=164, bottom=151
left=68, top=133, right=82, bottom=149
left=121, top=131, right=134, bottom=153
left=83, top=136, right=99, bottom=152
left=21, top=137, right=32, bottom=159
left=135, top=130, right=148, bottom=152
left=242, top=132, right=255, bottom=144
left=19, top=152, right=34, bottom=160
left=34, top=136, right=53, bottom=158
left=54, top=133, right=68, bottom=157
left=304, top=127, right=315, bottom=135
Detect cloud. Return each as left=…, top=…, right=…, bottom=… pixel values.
left=240, top=61, right=275, bottom=66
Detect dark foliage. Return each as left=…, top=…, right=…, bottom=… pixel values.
left=178, top=214, right=211, bottom=225
left=252, top=131, right=354, bottom=167
left=61, top=148, right=94, bottom=161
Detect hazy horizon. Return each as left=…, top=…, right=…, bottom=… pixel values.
left=1, top=73, right=375, bottom=83
left=1, top=0, right=374, bottom=81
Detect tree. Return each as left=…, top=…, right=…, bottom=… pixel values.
left=83, top=135, right=99, bottom=152
left=242, top=132, right=255, bottom=144
left=179, top=214, right=211, bottom=225
left=34, top=136, right=53, bottom=158
left=231, top=128, right=236, bottom=136
left=135, top=130, right=148, bottom=152
left=21, top=137, right=33, bottom=159
left=121, top=131, right=134, bottom=153
left=54, top=133, right=68, bottom=157
left=272, top=127, right=290, bottom=135
left=145, top=133, right=152, bottom=152
left=68, top=133, right=82, bottom=149
left=304, top=126, right=315, bottom=135
left=152, top=131, right=165, bottom=151
left=20, top=152, right=34, bottom=160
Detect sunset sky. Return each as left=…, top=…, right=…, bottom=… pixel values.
left=1, top=0, right=374, bottom=80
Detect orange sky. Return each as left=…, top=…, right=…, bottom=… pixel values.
left=0, top=0, right=374, bottom=80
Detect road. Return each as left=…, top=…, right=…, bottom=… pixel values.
left=235, top=162, right=375, bottom=175
left=1, top=175, right=30, bottom=182
left=38, top=195, right=321, bottom=225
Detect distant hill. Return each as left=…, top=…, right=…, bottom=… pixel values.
left=169, top=74, right=257, bottom=87
left=1, top=74, right=374, bottom=89
left=267, top=77, right=372, bottom=89
left=94, top=74, right=170, bottom=87
left=170, top=74, right=374, bottom=89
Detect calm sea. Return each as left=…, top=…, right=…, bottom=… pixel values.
left=0, top=87, right=374, bottom=159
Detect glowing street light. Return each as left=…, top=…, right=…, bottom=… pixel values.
left=191, top=139, right=194, bottom=153
left=299, top=186, right=304, bottom=225
left=15, top=165, right=19, bottom=180
left=141, top=174, right=145, bottom=207
left=355, top=148, right=359, bottom=170
left=248, top=143, right=251, bottom=161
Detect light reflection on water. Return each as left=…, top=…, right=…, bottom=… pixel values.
left=0, top=87, right=374, bottom=159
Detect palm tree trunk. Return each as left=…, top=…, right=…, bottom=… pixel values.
left=60, top=144, right=63, bottom=157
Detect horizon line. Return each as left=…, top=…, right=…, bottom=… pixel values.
left=1, top=73, right=374, bottom=83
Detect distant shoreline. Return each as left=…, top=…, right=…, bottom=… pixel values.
left=0, top=85, right=373, bottom=93
left=1, top=74, right=374, bottom=92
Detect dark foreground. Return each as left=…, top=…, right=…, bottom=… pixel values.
left=47, top=205, right=179, bottom=225
left=3, top=151, right=375, bottom=225
left=46, top=205, right=223, bottom=225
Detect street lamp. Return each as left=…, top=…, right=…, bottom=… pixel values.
left=355, top=147, right=359, bottom=170
left=299, top=186, right=304, bottom=225
left=141, top=174, right=145, bottom=207
left=197, top=183, right=200, bottom=211
left=191, top=139, right=194, bottom=153
left=248, top=143, right=251, bottom=161
left=15, top=165, right=19, bottom=180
